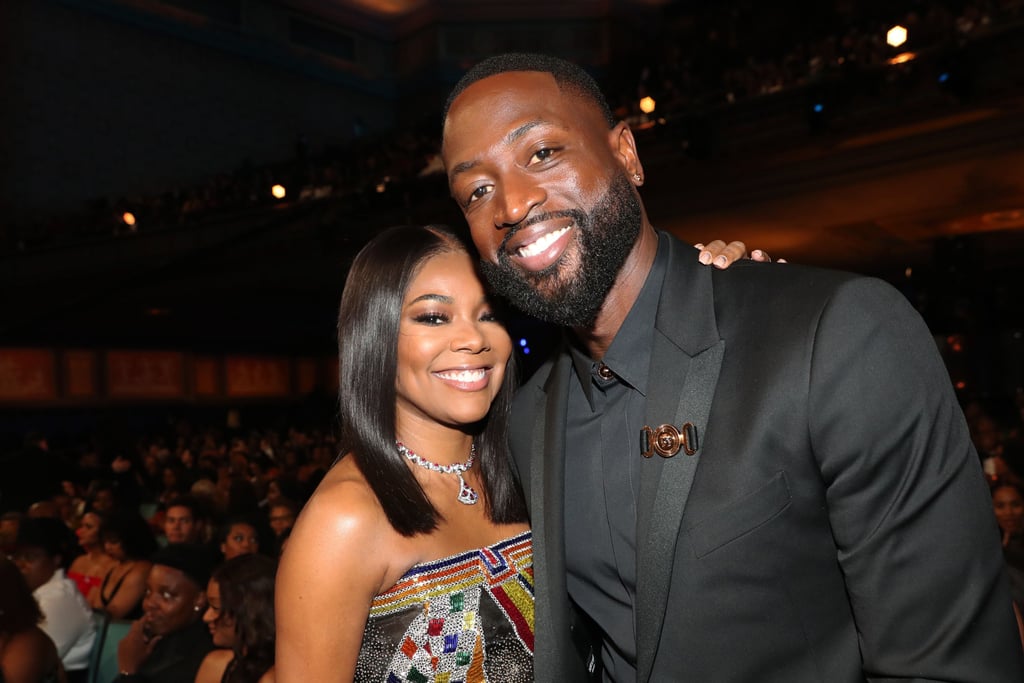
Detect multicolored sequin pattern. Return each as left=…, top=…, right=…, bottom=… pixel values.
left=368, top=531, right=533, bottom=682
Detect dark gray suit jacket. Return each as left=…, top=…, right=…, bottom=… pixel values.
left=510, top=233, right=1024, bottom=682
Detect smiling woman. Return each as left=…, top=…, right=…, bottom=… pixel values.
left=275, top=225, right=532, bottom=683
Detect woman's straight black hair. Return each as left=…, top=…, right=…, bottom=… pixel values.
left=336, top=224, right=527, bottom=536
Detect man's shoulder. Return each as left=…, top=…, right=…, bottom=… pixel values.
left=705, top=258, right=907, bottom=316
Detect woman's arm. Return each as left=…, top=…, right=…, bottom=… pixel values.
left=695, top=240, right=781, bottom=267
left=275, top=476, right=391, bottom=683
left=103, top=562, right=152, bottom=619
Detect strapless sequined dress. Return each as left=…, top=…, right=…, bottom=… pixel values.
left=354, top=531, right=534, bottom=682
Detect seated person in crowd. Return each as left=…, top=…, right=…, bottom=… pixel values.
left=92, top=509, right=158, bottom=619
left=266, top=499, right=296, bottom=544
left=0, top=556, right=67, bottom=683
left=67, top=509, right=116, bottom=601
left=115, top=543, right=215, bottom=683
left=196, top=554, right=277, bottom=683
left=217, top=515, right=261, bottom=561
left=162, top=497, right=207, bottom=545
left=994, top=482, right=1024, bottom=605
left=0, top=510, right=21, bottom=554
left=12, top=518, right=95, bottom=682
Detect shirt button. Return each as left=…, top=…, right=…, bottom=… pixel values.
left=597, top=363, right=615, bottom=380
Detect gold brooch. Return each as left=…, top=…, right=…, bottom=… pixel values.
left=640, top=422, right=698, bottom=458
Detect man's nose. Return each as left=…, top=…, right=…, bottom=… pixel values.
left=495, top=172, right=545, bottom=228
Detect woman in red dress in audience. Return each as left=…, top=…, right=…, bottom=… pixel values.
left=66, top=510, right=115, bottom=603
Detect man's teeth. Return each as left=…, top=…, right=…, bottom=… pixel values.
left=436, top=369, right=486, bottom=382
left=517, top=226, right=570, bottom=257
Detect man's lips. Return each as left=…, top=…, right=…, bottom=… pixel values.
left=503, top=218, right=576, bottom=272
left=516, top=225, right=571, bottom=257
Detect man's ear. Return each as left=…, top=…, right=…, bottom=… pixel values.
left=609, top=122, right=645, bottom=185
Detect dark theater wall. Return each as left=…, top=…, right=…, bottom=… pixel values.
left=0, top=0, right=398, bottom=221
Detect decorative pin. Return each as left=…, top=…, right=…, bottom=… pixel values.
left=640, top=422, right=698, bottom=458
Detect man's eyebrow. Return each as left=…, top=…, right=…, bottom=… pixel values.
left=448, top=120, right=545, bottom=181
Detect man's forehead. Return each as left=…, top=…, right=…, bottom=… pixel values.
left=446, top=71, right=579, bottom=127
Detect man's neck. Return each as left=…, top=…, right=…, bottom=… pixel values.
left=572, top=225, right=659, bottom=359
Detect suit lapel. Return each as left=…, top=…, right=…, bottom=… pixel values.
left=635, top=238, right=725, bottom=683
left=531, top=351, right=582, bottom=678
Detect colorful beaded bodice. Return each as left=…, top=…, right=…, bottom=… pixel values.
left=354, top=531, right=534, bottom=682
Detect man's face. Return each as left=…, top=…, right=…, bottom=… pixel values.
left=164, top=506, right=197, bottom=544
left=443, top=70, right=643, bottom=327
left=268, top=505, right=295, bottom=537
left=142, top=564, right=204, bottom=636
left=13, top=545, right=59, bottom=591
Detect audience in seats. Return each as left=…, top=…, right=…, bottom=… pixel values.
left=196, top=554, right=277, bottom=683
left=0, top=556, right=67, bottom=683
left=92, top=509, right=159, bottom=620
left=11, top=518, right=95, bottom=683
left=66, top=510, right=116, bottom=602
left=115, top=543, right=214, bottom=683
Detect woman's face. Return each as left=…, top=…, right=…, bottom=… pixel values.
left=162, top=468, right=178, bottom=489
left=141, top=564, right=205, bottom=637
left=203, top=578, right=237, bottom=648
left=221, top=523, right=259, bottom=560
left=103, top=536, right=126, bottom=561
left=266, top=480, right=281, bottom=503
left=993, top=485, right=1024, bottom=535
left=395, top=249, right=513, bottom=435
left=76, top=512, right=102, bottom=547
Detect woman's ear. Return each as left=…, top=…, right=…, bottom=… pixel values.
left=194, top=591, right=207, bottom=613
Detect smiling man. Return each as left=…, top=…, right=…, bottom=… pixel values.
left=441, top=53, right=1024, bottom=682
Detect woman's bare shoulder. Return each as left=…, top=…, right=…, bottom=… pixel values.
left=299, top=454, right=384, bottom=534
left=282, top=454, right=405, bottom=598
left=194, top=648, right=234, bottom=683
left=1, top=627, right=60, bottom=682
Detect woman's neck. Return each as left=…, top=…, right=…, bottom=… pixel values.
left=395, top=420, right=474, bottom=467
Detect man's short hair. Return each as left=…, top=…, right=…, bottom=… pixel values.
left=443, top=52, right=615, bottom=128
left=165, top=495, right=204, bottom=521
left=14, top=517, right=74, bottom=559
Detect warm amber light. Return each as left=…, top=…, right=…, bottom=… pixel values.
left=271, top=184, right=287, bottom=199
left=888, top=51, right=917, bottom=65
left=887, top=25, right=907, bottom=48
left=122, top=212, right=136, bottom=226
left=639, top=96, right=656, bottom=114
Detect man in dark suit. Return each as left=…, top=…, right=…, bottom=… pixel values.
left=441, top=53, right=1024, bottom=682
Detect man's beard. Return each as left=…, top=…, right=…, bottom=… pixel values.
left=478, top=171, right=642, bottom=328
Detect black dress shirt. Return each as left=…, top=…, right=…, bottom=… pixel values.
left=564, top=234, right=669, bottom=682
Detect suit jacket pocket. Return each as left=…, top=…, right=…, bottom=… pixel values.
left=688, top=471, right=792, bottom=558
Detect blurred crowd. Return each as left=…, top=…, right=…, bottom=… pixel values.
left=0, top=419, right=338, bottom=682
left=1, top=388, right=1023, bottom=680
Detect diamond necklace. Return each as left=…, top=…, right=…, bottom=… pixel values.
left=396, top=441, right=478, bottom=505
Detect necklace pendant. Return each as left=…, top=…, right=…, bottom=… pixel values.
left=457, top=475, right=479, bottom=505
